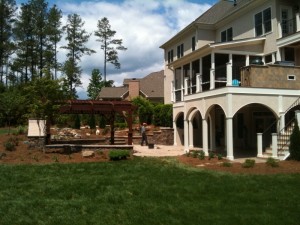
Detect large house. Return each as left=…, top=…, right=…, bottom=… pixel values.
left=97, top=70, right=164, bottom=103
left=160, top=0, right=300, bottom=160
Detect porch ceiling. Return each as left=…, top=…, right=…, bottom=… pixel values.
left=209, top=36, right=266, bottom=50
left=277, top=32, right=300, bottom=48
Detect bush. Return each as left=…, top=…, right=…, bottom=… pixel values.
left=266, top=157, right=279, bottom=167
left=109, top=150, right=130, bottom=161
left=217, top=154, right=223, bottom=160
left=4, top=140, right=16, bottom=151
left=198, top=150, right=205, bottom=160
left=242, top=159, right=255, bottom=168
left=115, top=122, right=127, bottom=129
left=191, top=151, right=198, bottom=158
left=222, top=161, right=232, bottom=167
left=208, top=151, right=215, bottom=160
left=14, top=126, right=26, bottom=135
left=289, top=120, right=300, bottom=161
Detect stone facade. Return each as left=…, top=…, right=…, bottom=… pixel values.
left=241, top=65, right=300, bottom=89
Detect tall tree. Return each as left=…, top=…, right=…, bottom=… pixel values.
left=61, top=13, right=95, bottom=98
left=47, top=4, right=62, bottom=80
left=30, top=0, right=49, bottom=78
left=94, top=17, right=127, bottom=82
left=14, top=3, right=36, bottom=82
left=0, top=0, right=17, bottom=84
left=87, top=68, right=103, bottom=100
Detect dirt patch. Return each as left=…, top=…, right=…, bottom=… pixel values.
left=177, top=155, right=300, bottom=175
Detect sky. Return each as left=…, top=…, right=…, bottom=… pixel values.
left=16, top=0, right=218, bottom=99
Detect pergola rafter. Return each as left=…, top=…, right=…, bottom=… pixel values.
left=59, top=100, right=136, bottom=145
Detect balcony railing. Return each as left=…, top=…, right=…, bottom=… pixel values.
left=281, top=17, right=296, bottom=37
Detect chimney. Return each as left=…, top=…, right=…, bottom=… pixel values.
left=128, top=79, right=140, bottom=99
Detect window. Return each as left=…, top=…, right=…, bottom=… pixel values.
left=167, top=49, right=173, bottom=63
left=177, top=43, right=184, bottom=58
left=221, top=27, right=233, bottom=42
left=264, top=54, right=272, bottom=64
left=255, top=7, right=272, bottom=36
left=192, top=36, right=196, bottom=51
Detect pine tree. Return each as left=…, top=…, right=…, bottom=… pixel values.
left=61, top=13, right=95, bottom=97
left=289, top=119, right=300, bottom=161
left=45, top=4, right=62, bottom=79
left=94, top=17, right=127, bottom=82
left=87, top=68, right=103, bottom=100
left=0, top=0, right=17, bottom=85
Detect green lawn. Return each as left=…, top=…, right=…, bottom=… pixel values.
left=0, top=157, right=299, bottom=225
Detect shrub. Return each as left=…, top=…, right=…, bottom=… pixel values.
left=198, top=150, right=205, bottom=160
left=217, top=154, right=223, bottom=160
left=109, top=150, right=130, bottom=161
left=185, top=151, right=191, bottom=157
left=242, top=159, right=255, bottom=168
left=289, top=120, right=300, bottom=161
left=266, top=157, right=279, bottom=167
left=191, top=151, right=198, bottom=158
left=208, top=151, right=215, bottom=160
left=222, top=161, right=232, bottom=167
left=4, top=140, right=15, bottom=151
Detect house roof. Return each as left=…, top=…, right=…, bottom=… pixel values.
left=97, top=87, right=128, bottom=99
left=140, top=70, right=164, bottom=98
left=195, top=0, right=252, bottom=25
left=97, top=70, right=164, bottom=100
left=160, top=0, right=255, bottom=48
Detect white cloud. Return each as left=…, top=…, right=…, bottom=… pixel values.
left=56, top=0, right=212, bottom=99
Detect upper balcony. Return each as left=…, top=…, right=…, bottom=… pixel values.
left=172, top=62, right=300, bottom=103
left=277, top=11, right=300, bottom=48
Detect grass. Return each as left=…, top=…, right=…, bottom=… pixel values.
left=0, top=157, right=300, bottom=225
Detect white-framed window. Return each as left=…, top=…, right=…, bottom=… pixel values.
left=255, top=7, right=272, bottom=36
left=221, top=27, right=233, bottom=42
left=168, top=49, right=173, bottom=63
left=177, top=43, right=184, bottom=58
left=287, top=75, right=296, bottom=81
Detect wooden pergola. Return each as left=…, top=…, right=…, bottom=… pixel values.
left=59, top=100, right=136, bottom=145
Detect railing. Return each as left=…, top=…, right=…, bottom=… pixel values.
left=277, top=118, right=295, bottom=152
left=281, top=17, right=296, bottom=37
left=261, top=96, right=300, bottom=154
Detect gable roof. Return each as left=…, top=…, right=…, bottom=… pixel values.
left=196, top=0, right=252, bottom=25
left=97, top=70, right=164, bottom=100
left=97, top=87, right=128, bottom=99
left=140, top=70, right=164, bottom=98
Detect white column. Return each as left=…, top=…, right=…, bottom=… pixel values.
left=189, top=119, right=194, bottom=148
left=171, top=81, right=174, bottom=102
left=226, top=62, right=232, bottom=86
left=278, top=19, right=283, bottom=38
left=181, top=67, right=184, bottom=101
left=296, top=12, right=300, bottom=32
left=246, top=55, right=250, bottom=66
left=272, top=133, right=278, bottom=158
left=173, top=120, right=177, bottom=146
left=272, top=53, right=276, bottom=63
left=210, top=52, right=215, bottom=90
left=295, top=110, right=300, bottom=127
left=184, top=119, right=189, bottom=152
left=210, top=69, right=215, bottom=90
left=196, top=73, right=200, bottom=93
left=202, top=118, right=209, bottom=156
left=280, top=113, right=285, bottom=133
left=276, top=48, right=282, bottom=61
left=226, top=117, right=234, bottom=160
left=257, top=133, right=263, bottom=157
left=184, top=77, right=189, bottom=95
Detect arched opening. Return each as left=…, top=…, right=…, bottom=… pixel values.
left=175, top=112, right=184, bottom=146
left=233, top=103, right=277, bottom=158
left=206, top=105, right=226, bottom=155
left=191, top=111, right=202, bottom=148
